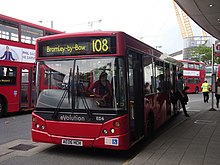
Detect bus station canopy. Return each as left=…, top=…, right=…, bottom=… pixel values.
left=175, top=0, right=220, bottom=40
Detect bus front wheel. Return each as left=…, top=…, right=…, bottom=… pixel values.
left=195, top=87, right=199, bottom=94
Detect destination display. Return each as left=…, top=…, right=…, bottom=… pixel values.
left=39, top=36, right=116, bottom=57
left=0, top=77, right=16, bottom=85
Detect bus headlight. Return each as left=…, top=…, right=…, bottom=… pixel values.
left=110, top=128, right=115, bottom=134
left=36, top=124, right=40, bottom=128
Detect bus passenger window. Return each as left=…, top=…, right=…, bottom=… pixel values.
left=155, top=60, right=164, bottom=93
left=165, top=63, right=171, bottom=90
left=157, top=74, right=165, bottom=92
left=6, top=67, right=16, bottom=76
left=0, top=66, right=3, bottom=76
left=143, top=55, right=154, bottom=94
left=0, top=66, right=16, bottom=86
left=0, top=20, right=19, bottom=41
left=21, top=25, right=43, bottom=45
left=21, top=69, right=29, bottom=83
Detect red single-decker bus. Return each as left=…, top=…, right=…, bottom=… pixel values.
left=32, top=31, right=182, bottom=150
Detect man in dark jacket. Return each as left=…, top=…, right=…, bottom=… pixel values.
left=176, top=73, right=190, bottom=117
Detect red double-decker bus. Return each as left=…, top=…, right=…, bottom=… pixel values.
left=0, top=14, right=63, bottom=117
left=32, top=31, right=182, bottom=150
left=179, top=60, right=205, bottom=93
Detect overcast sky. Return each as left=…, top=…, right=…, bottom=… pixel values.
left=0, top=0, right=204, bottom=54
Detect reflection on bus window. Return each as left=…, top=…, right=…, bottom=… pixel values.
left=4, top=67, right=16, bottom=76
left=155, top=60, right=164, bottom=92
left=183, top=62, right=188, bottom=68
left=37, top=58, right=126, bottom=110
left=21, top=24, right=43, bottom=44
left=194, top=64, right=199, bottom=70
left=143, top=55, right=154, bottom=94
left=21, top=69, right=29, bottom=83
left=188, top=63, right=194, bottom=69
left=0, top=66, right=16, bottom=85
left=0, top=19, right=19, bottom=41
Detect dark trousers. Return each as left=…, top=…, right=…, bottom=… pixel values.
left=216, top=94, right=220, bottom=108
left=203, top=92, right=209, bottom=102
left=179, top=98, right=188, bottom=116
left=172, top=92, right=189, bottom=117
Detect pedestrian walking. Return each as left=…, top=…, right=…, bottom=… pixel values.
left=201, top=80, right=209, bottom=103
left=175, top=73, right=190, bottom=117
left=215, top=78, right=220, bottom=109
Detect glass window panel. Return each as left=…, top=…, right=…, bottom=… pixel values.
left=0, top=19, right=18, bottom=41
left=143, top=55, right=154, bottom=94
left=155, top=60, right=164, bottom=93
left=21, top=25, right=43, bottom=44
left=36, top=58, right=126, bottom=111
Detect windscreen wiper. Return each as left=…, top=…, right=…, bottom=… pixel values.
left=67, top=68, right=72, bottom=104
left=52, top=68, right=72, bottom=119
left=75, top=65, right=92, bottom=120
left=76, top=81, right=92, bottom=119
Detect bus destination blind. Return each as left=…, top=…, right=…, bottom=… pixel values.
left=40, top=36, right=116, bottom=57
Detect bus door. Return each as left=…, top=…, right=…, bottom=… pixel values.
left=128, top=52, right=144, bottom=141
left=20, top=67, right=33, bottom=108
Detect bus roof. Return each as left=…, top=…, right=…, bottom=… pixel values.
left=36, top=31, right=182, bottom=66
left=163, top=54, right=183, bottom=66
left=0, top=14, right=63, bottom=34
left=179, top=59, right=205, bottom=64
left=36, top=31, right=126, bottom=40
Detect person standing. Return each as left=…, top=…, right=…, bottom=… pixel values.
left=215, top=78, right=220, bottom=109
left=144, top=82, right=151, bottom=94
left=176, top=73, right=190, bottom=117
left=201, top=80, right=209, bottom=103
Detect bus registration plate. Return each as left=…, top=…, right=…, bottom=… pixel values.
left=61, top=139, right=83, bottom=146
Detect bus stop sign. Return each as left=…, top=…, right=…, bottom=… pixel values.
left=214, top=43, right=220, bottom=56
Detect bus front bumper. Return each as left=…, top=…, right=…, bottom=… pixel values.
left=32, top=129, right=130, bottom=150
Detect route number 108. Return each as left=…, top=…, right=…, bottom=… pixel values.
left=92, top=39, right=109, bottom=52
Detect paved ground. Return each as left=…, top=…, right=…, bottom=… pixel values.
left=128, top=109, right=220, bottom=165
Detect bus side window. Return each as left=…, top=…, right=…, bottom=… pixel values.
left=6, top=67, right=16, bottom=77
left=0, top=66, right=16, bottom=85
left=165, top=62, right=171, bottom=90
left=6, top=68, right=9, bottom=76
left=0, top=66, right=3, bottom=76
left=155, top=60, right=164, bottom=93
left=143, top=55, right=154, bottom=95
left=144, top=82, right=151, bottom=94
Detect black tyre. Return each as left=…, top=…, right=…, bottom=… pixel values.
left=195, top=87, right=199, bottom=94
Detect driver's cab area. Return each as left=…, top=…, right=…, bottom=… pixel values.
left=36, top=58, right=126, bottom=113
